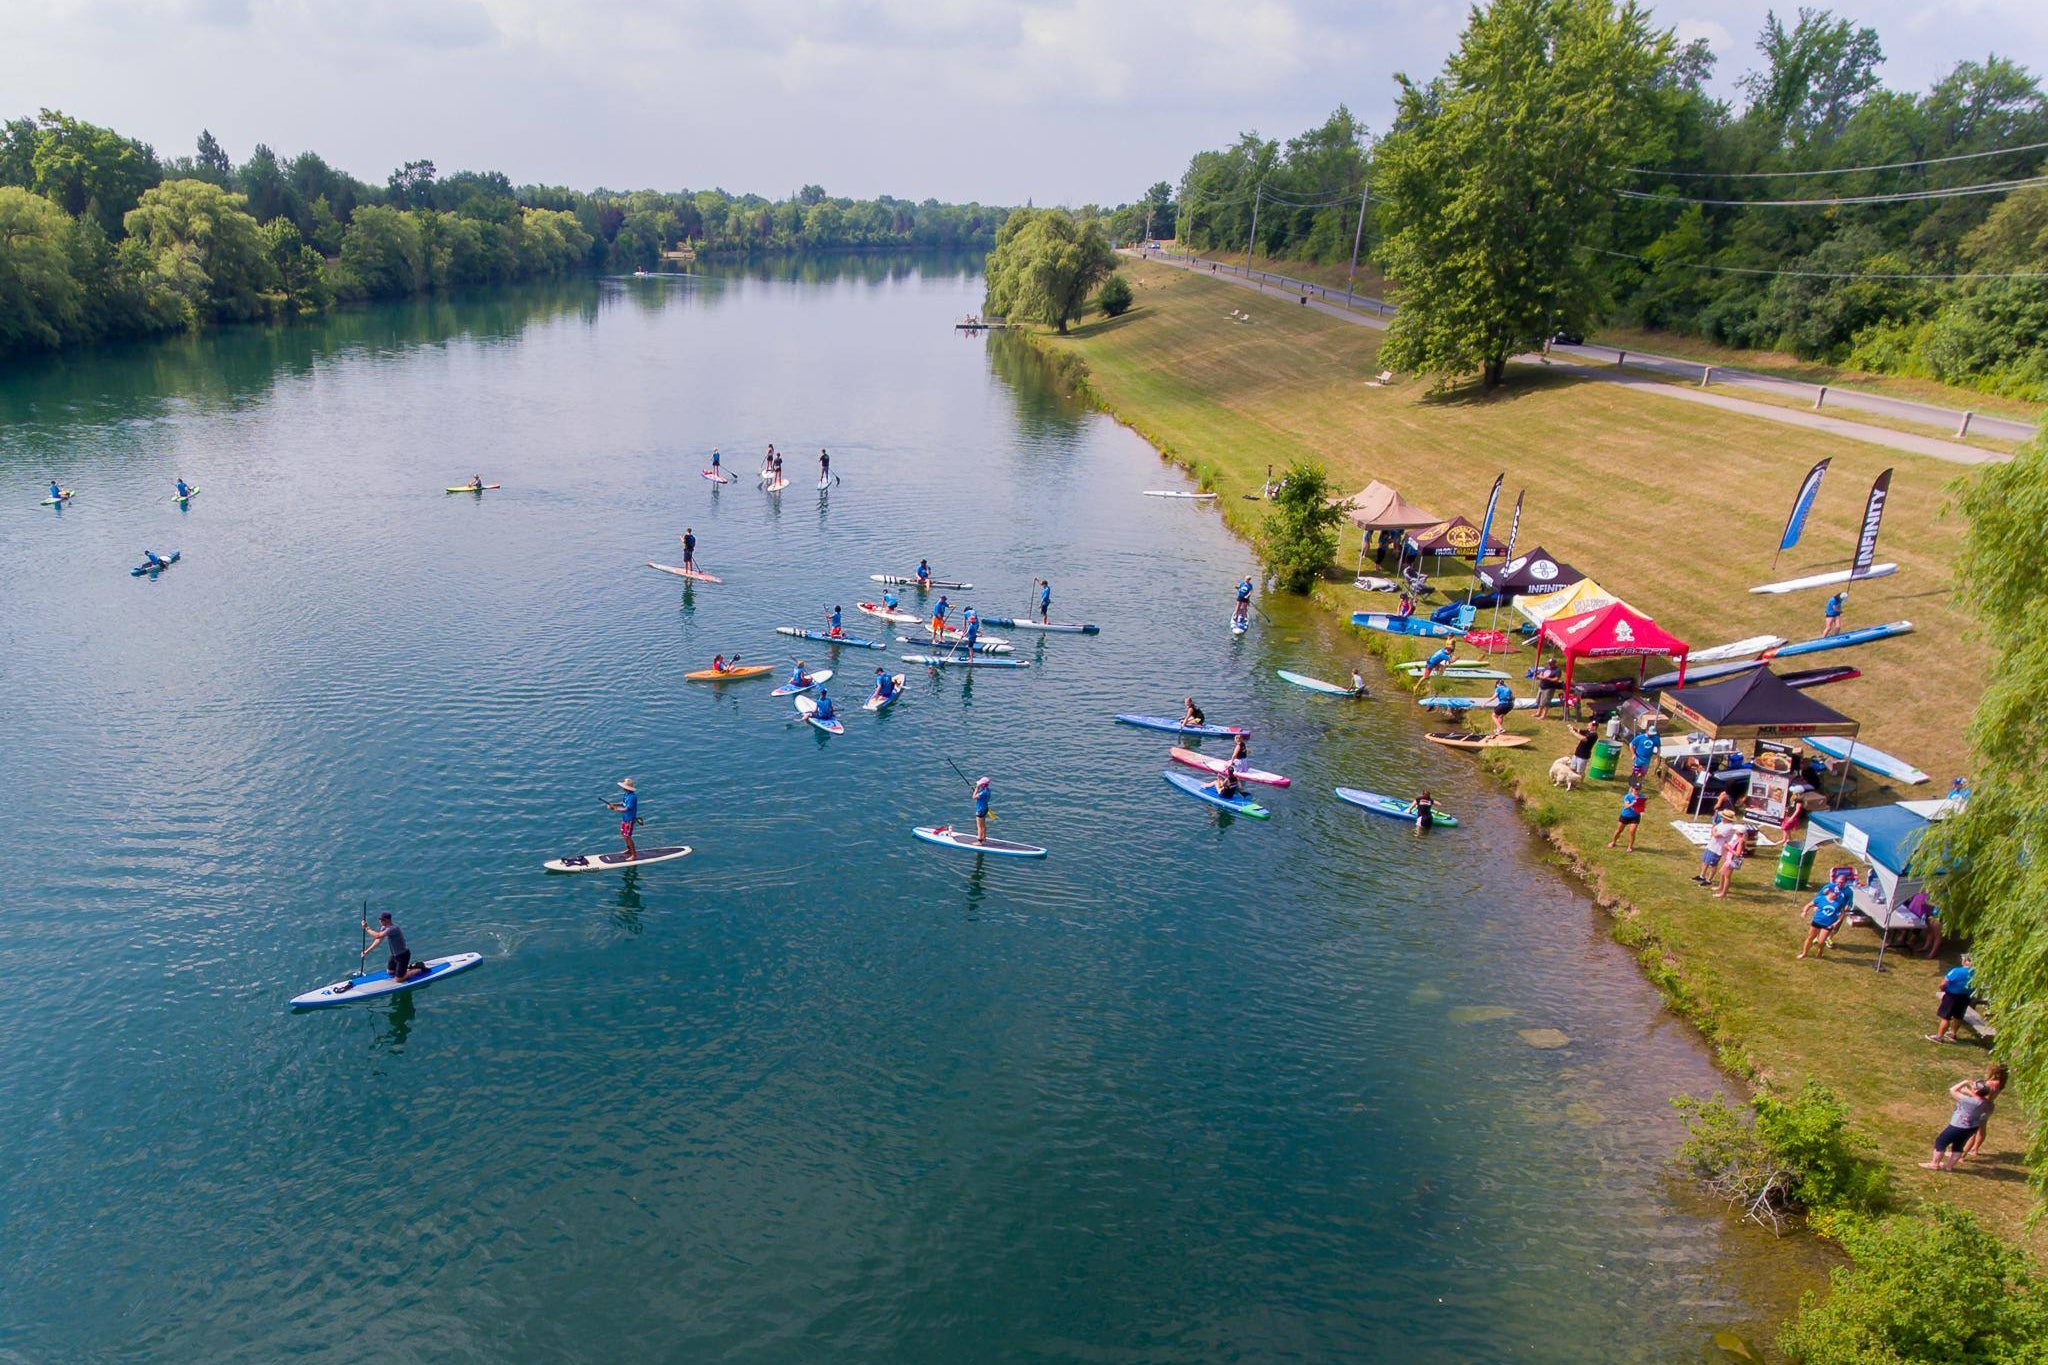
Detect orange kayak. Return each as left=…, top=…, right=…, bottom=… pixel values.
left=685, top=664, right=772, bottom=682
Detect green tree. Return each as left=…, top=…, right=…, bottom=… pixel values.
left=1374, top=0, right=1672, bottom=388
left=259, top=217, right=331, bottom=314
left=1779, top=1207, right=2048, bottom=1364
left=21, top=110, right=161, bottom=237
left=0, top=186, right=84, bottom=351
left=123, top=178, right=275, bottom=322
left=338, top=203, right=427, bottom=297
left=1260, top=462, right=1346, bottom=591
left=1739, top=8, right=1884, bottom=148
left=1096, top=272, right=1134, bottom=317
left=192, top=129, right=234, bottom=186
left=982, top=207, right=1115, bottom=333
left=1920, top=427, right=2048, bottom=1195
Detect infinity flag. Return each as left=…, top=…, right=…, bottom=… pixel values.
left=1852, top=468, right=1892, bottom=579
left=1503, top=490, right=1525, bottom=563
left=1776, top=459, right=1829, bottom=564
left=1476, top=473, right=1504, bottom=563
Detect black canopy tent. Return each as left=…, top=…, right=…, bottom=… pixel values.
left=1659, top=668, right=1861, bottom=743
left=1474, top=546, right=1580, bottom=599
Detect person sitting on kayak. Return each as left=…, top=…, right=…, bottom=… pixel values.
left=973, top=776, right=992, bottom=843
left=1413, top=791, right=1435, bottom=833
left=606, top=777, right=640, bottom=860
left=1233, top=577, right=1253, bottom=627
left=930, top=595, right=950, bottom=640
left=813, top=689, right=836, bottom=723
left=870, top=668, right=897, bottom=704
left=1037, top=578, right=1052, bottom=624
left=682, top=527, right=698, bottom=570
left=827, top=605, right=844, bottom=638
left=711, top=653, right=741, bottom=674
left=916, top=559, right=932, bottom=590
left=788, top=661, right=812, bottom=689
left=175, top=478, right=191, bottom=499
left=468, top=474, right=484, bottom=492
left=141, top=549, right=167, bottom=570
left=362, top=911, right=429, bottom=982
left=1181, top=697, right=1206, bottom=728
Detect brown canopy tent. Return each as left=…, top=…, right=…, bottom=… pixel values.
left=1405, top=515, right=1507, bottom=563
left=1336, top=480, right=1440, bottom=576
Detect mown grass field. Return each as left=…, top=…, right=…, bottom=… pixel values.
left=1034, top=258, right=2038, bottom=1245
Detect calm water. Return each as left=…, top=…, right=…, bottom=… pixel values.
left=1, top=256, right=1792, bottom=1362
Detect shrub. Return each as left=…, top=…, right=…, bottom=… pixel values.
left=1780, top=1206, right=2048, bottom=1365
left=1672, top=1081, right=1888, bottom=1233
left=1259, top=461, right=1345, bottom=592
left=1097, top=273, right=1134, bottom=317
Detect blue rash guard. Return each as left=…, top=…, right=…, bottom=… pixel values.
left=49, top=483, right=62, bottom=501
left=175, top=480, right=190, bottom=498
left=882, top=591, right=899, bottom=611
left=1943, top=964, right=1975, bottom=996
left=814, top=693, right=835, bottom=721
left=1236, top=579, right=1253, bottom=603
left=974, top=786, right=991, bottom=817
left=963, top=614, right=979, bottom=646
left=789, top=666, right=809, bottom=687
left=1493, top=682, right=1513, bottom=708
left=1039, top=583, right=1052, bottom=611
left=874, top=672, right=894, bottom=699
left=917, top=562, right=931, bottom=584
left=829, top=607, right=842, bottom=632
left=710, top=449, right=721, bottom=470
left=1426, top=647, right=1451, bottom=669
left=619, top=791, right=638, bottom=825
left=1825, top=593, right=1844, bottom=619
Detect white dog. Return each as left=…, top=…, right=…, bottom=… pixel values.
left=1548, top=757, right=1580, bottom=790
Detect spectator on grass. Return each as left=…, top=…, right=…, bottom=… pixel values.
left=1530, top=659, right=1564, bottom=719
left=1961, top=1064, right=2009, bottom=1163
left=1607, top=782, right=1646, bottom=852
left=1902, top=889, right=1943, bottom=957
left=1568, top=721, right=1598, bottom=777
left=1929, top=955, right=1975, bottom=1043
left=1693, top=818, right=1735, bottom=887
left=1920, top=1074, right=1996, bottom=1173
left=1822, top=589, right=1847, bottom=637
left=1712, top=825, right=1754, bottom=899
left=1629, top=720, right=1661, bottom=783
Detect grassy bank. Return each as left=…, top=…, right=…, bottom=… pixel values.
left=1028, top=258, right=2038, bottom=1248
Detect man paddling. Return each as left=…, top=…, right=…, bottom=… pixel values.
left=787, top=660, right=813, bottom=690
left=1036, top=578, right=1052, bottom=625
left=711, top=652, right=741, bottom=674
left=819, top=449, right=831, bottom=483
left=362, top=911, right=428, bottom=983
left=710, top=447, right=722, bottom=480
left=813, top=688, right=837, bottom=725
left=929, top=594, right=951, bottom=642
left=955, top=607, right=981, bottom=657
left=682, top=527, right=698, bottom=572
left=141, top=549, right=168, bottom=571
left=870, top=668, right=898, bottom=706
left=1233, top=577, right=1253, bottom=630
left=48, top=480, right=65, bottom=503
left=606, top=778, right=641, bottom=861
left=826, top=605, right=845, bottom=638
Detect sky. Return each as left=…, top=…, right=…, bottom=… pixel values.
left=4, top=0, right=2045, bottom=206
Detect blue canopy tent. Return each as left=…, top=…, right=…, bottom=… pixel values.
left=1803, top=803, right=1945, bottom=970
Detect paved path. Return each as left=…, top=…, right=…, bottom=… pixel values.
left=1130, top=249, right=2023, bottom=464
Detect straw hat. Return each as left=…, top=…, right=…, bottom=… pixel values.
left=619, top=778, right=636, bottom=791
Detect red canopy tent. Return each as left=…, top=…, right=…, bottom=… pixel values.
left=1537, top=601, right=1690, bottom=693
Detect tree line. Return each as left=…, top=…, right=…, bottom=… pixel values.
left=1142, top=5, right=2048, bottom=399
left=0, top=110, right=1010, bottom=359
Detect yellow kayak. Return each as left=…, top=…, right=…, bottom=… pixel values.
left=685, top=664, right=773, bottom=682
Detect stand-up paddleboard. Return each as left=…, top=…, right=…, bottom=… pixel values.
left=702, top=469, right=734, bottom=483
left=872, top=574, right=974, bottom=590
left=685, top=663, right=773, bottom=681
left=1417, top=695, right=1536, bottom=711
left=1335, top=787, right=1460, bottom=827
left=817, top=477, right=832, bottom=491
left=173, top=487, right=198, bottom=503
left=41, top=490, right=74, bottom=505
left=1352, top=612, right=1463, bottom=639
left=864, top=675, right=906, bottom=711
left=1169, top=747, right=1290, bottom=787
left=765, top=477, right=789, bottom=492
left=1767, top=620, right=1914, bottom=660
left=131, top=551, right=181, bottom=577
left=1162, top=769, right=1270, bottom=818
left=779, top=627, right=885, bottom=649
left=902, top=654, right=1029, bottom=668
left=769, top=668, right=833, bottom=696
left=291, top=952, right=483, bottom=1009
left=1143, top=490, right=1217, bottom=500
left=1277, top=669, right=1364, bottom=697
left=1424, top=731, right=1531, bottom=750
left=1689, top=634, right=1786, bottom=664
left=978, top=615, right=1099, bottom=634
left=1749, top=564, right=1898, bottom=595
left=858, top=601, right=924, bottom=625
left=793, top=694, right=844, bottom=735
left=1806, top=735, right=1930, bottom=785
left=444, top=484, right=501, bottom=493
left=895, top=635, right=1012, bottom=655
left=912, top=825, right=1049, bottom=857
left=1231, top=615, right=1249, bottom=636
left=1396, top=661, right=1510, bottom=680
left=544, top=845, right=694, bottom=873
left=1460, top=630, right=1521, bottom=654
left=1114, top=714, right=1249, bottom=738
left=1782, top=665, right=1862, bottom=690
left=648, top=562, right=723, bottom=584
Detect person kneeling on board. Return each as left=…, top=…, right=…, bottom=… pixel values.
left=362, top=911, right=429, bottom=982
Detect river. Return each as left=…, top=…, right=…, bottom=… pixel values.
left=0, top=254, right=1813, bottom=1362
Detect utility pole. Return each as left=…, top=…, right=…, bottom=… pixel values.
left=1243, top=183, right=1261, bottom=286
left=1344, top=186, right=1370, bottom=308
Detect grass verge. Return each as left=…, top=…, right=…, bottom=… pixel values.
left=1029, top=258, right=2038, bottom=1249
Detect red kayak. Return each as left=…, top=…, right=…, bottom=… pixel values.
left=1462, top=629, right=1521, bottom=653
left=1168, top=747, right=1291, bottom=788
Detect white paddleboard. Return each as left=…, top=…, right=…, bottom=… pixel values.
left=794, top=694, right=844, bottom=734
left=1749, top=564, right=1897, bottom=595
left=1144, top=490, right=1217, bottom=500
left=291, top=953, right=482, bottom=1008
left=543, top=845, right=694, bottom=873
left=770, top=668, right=833, bottom=696
left=864, top=674, right=906, bottom=711
left=912, top=825, right=1049, bottom=858
left=1689, top=633, right=1786, bottom=663
left=1806, top=736, right=1930, bottom=785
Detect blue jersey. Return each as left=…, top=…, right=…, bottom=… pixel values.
left=1630, top=732, right=1659, bottom=766
left=789, top=667, right=808, bottom=685
left=1039, top=584, right=1051, bottom=608
left=973, top=788, right=991, bottom=816
left=1825, top=593, right=1844, bottom=618
left=1943, top=965, right=1975, bottom=996
left=1236, top=580, right=1253, bottom=602
left=710, top=450, right=720, bottom=467
left=49, top=484, right=61, bottom=500
left=883, top=591, right=899, bottom=610
left=874, top=674, right=894, bottom=697
left=619, top=791, right=638, bottom=824
left=1811, top=902, right=1844, bottom=929
left=1426, top=648, right=1451, bottom=668
left=814, top=695, right=834, bottom=720
left=1493, top=682, right=1513, bottom=706
left=829, top=608, right=842, bottom=630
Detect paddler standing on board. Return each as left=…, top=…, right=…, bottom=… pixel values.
left=682, top=527, right=698, bottom=572
left=819, top=449, right=831, bottom=484
left=972, top=776, right=993, bottom=843
left=1233, top=577, right=1253, bottom=631
left=710, top=447, right=722, bottom=481
left=956, top=607, right=981, bottom=657
left=929, top=594, right=951, bottom=643
left=1035, top=578, right=1052, bottom=625
left=606, top=778, right=641, bottom=862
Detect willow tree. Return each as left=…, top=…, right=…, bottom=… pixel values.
left=982, top=207, right=1114, bottom=334
left=1374, top=0, right=1671, bottom=388
left=1916, top=429, right=2048, bottom=1198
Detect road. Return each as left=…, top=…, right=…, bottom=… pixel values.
left=1130, top=249, right=2033, bottom=459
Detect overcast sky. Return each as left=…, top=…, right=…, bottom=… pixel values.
left=5, top=0, right=2044, bottom=205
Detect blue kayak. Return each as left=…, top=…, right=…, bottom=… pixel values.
left=1114, top=713, right=1249, bottom=738
left=1162, top=769, right=1270, bottom=819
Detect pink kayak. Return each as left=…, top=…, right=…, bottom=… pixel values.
left=1169, top=747, right=1291, bottom=788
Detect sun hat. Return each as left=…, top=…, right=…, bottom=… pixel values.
left=619, top=778, right=636, bottom=791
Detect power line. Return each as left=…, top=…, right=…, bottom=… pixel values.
left=1592, top=246, right=2047, bottom=281
left=1618, top=175, right=2048, bottom=207
left=1614, top=139, right=2048, bottom=180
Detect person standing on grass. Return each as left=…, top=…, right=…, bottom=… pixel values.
left=1568, top=721, right=1598, bottom=777
left=1488, top=679, right=1516, bottom=737
left=1920, top=1075, right=1996, bottom=1173
left=1930, top=955, right=1976, bottom=1043
left=1629, top=720, right=1661, bottom=784
left=1420, top=642, right=1458, bottom=684
left=1607, top=782, right=1645, bottom=851
left=1694, top=819, right=1733, bottom=887
left=1712, top=825, right=1753, bottom=899
left=1796, top=870, right=1855, bottom=959
left=1960, top=1064, right=2009, bottom=1163
left=1530, top=659, right=1563, bottom=719
left=1823, top=589, right=1847, bottom=637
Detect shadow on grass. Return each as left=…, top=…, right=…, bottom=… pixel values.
left=1064, top=310, right=1143, bottom=340
left=1415, top=367, right=1590, bottom=408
